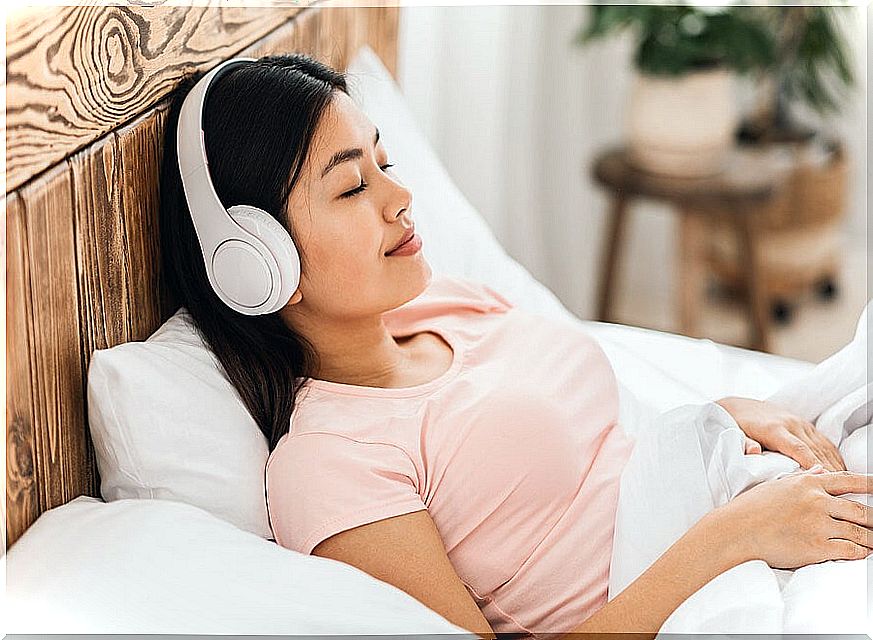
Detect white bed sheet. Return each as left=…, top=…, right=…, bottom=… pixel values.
left=608, top=302, right=870, bottom=636
left=579, top=320, right=815, bottom=432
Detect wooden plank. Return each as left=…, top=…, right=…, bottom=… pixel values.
left=6, top=4, right=311, bottom=192
left=71, top=104, right=171, bottom=354
left=70, top=134, right=132, bottom=354
left=315, top=5, right=356, bottom=71
left=6, top=192, right=41, bottom=547
left=115, top=104, right=173, bottom=336
left=241, top=3, right=317, bottom=60
left=292, top=3, right=324, bottom=60
left=77, top=101, right=176, bottom=338
left=240, top=4, right=400, bottom=80
left=56, top=108, right=170, bottom=553
left=367, top=3, right=400, bottom=78
left=9, top=165, right=98, bottom=548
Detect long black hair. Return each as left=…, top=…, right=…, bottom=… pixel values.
left=159, top=54, right=348, bottom=451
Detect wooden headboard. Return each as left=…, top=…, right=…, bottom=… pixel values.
left=5, top=0, right=401, bottom=548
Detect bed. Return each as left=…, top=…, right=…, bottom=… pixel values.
left=5, top=2, right=864, bottom=636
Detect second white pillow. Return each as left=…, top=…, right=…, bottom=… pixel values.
left=87, top=308, right=272, bottom=538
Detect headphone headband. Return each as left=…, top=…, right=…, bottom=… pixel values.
left=177, top=58, right=258, bottom=263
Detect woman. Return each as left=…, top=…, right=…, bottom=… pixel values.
left=159, top=53, right=872, bottom=639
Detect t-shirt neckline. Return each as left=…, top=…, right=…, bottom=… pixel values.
left=305, top=323, right=464, bottom=398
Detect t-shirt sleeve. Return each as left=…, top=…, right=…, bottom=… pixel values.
left=265, top=432, right=427, bottom=555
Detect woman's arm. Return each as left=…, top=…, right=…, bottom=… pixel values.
left=555, top=506, right=747, bottom=640
left=308, top=505, right=734, bottom=640
left=308, top=472, right=871, bottom=640
left=311, top=509, right=498, bottom=639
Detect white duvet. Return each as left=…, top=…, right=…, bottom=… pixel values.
left=608, top=300, right=870, bottom=635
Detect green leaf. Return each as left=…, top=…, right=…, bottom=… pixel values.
left=571, top=1, right=853, bottom=117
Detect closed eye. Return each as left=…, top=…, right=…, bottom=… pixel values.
left=340, top=163, right=395, bottom=199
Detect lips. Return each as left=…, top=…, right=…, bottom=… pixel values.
left=386, top=226, right=415, bottom=255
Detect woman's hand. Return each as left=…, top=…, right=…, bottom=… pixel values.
left=717, top=470, right=873, bottom=569
left=715, top=396, right=847, bottom=472
left=564, top=471, right=873, bottom=638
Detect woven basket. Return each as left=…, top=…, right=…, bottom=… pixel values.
left=713, top=140, right=847, bottom=231
left=705, top=139, right=848, bottom=297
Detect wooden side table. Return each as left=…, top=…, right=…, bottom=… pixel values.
left=591, top=145, right=790, bottom=352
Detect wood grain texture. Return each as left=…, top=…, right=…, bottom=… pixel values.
left=6, top=3, right=311, bottom=192
left=70, top=133, right=131, bottom=352
left=116, top=105, right=176, bottom=333
left=6, top=192, right=41, bottom=547
left=366, top=2, right=399, bottom=77
left=6, top=4, right=401, bottom=548
left=6, top=165, right=99, bottom=548
left=70, top=104, right=170, bottom=356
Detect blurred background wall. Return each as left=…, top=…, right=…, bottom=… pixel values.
left=396, top=5, right=867, bottom=362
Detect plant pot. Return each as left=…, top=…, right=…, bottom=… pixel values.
left=626, top=67, right=738, bottom=178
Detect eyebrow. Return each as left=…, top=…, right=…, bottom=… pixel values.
left=321, top=127, right=380, bottom=179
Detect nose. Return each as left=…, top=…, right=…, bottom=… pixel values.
left=383, top=182, right=413, bottom=223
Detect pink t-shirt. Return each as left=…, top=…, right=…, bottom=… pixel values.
left=266, top=273, right=636, bottom=637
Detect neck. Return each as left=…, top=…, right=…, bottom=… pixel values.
left=285, top=309, right=413, bottom=387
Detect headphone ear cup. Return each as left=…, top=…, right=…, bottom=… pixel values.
left=227, top=204, right=301, bottom=313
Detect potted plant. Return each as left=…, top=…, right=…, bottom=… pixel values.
left=575, top=5, right=775, bottom=177
left=737, top=5, right=856, bottom=144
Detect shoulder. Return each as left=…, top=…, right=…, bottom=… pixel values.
left=385, top=273, right=514, bottom=327
left=266, top=432, right=426, bottom=553
left=267, top=431, right=416, bottom=478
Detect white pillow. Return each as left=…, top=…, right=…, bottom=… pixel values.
left=87, top=308, right=271, bottom=537
left=5, top=496, right=472, bottom=635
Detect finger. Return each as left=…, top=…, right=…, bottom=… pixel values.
left=826, top=538, right=872, bottom=562
left=798, top=423, right=839, bottom=472
left=828, top=496, right=872, bottom=528
left=815, top=432, right=848, bottom=472
left=828, top=520, right=873, bottom=550
left=808, top=436, right=840, bottom=472
left=744, top=436, right=762, bottom=455
left=821, top=471, right=873, bottom=496
left=816, top=433, right=846, bottom=471
left=784, top=434, right=823, bottom=470
left=801, top=422, right=844, bottom=472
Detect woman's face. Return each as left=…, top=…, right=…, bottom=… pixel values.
left=282, top=91, right=431, bottom=322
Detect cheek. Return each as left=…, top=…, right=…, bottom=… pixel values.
left=307, top=242, right=388, bottom=315
left=308, top=223, right=383, bottom=286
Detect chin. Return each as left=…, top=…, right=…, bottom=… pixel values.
left=419, top=260, right=433, bottom=287
left=398, top=259, right=432, bottom=303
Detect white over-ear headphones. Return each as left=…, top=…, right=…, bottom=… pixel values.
left=177, top=58, right=301, bottom=316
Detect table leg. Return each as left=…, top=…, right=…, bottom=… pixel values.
left=731, top=207, right=769, bottom=352
left=678, top=208, right=706, bottom=339
left=597, top=195, right=628, bottom=323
